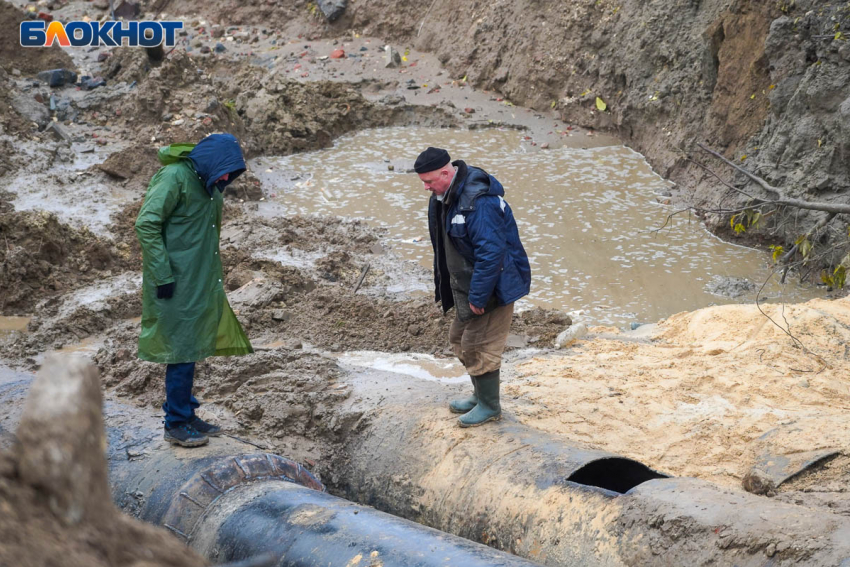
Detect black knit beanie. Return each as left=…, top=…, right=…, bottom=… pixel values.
left=414, top=147, right=451, bottom=174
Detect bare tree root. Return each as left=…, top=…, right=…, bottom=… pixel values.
left=696, top=143, right=850, bottom=215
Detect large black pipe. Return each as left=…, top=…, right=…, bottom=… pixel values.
left=1, top=370, right=545, bottom=566
left=194, top=480, right=555, bottom=566
left=105, top=415, right=545, bottom=567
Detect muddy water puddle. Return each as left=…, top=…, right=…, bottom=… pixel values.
left=50, top=336, right=101, bottom=356
left=0, top=317, right=31, bottom=342
left=338, top=351, right=469, bottom=383
left=253, top=127, right=820, bottom=326
left=0, top=317, right=30, bottom=333
left=9, top=140, right=135, bottom=235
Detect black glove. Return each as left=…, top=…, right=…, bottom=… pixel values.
left=157, top=282, right=175, bottom=299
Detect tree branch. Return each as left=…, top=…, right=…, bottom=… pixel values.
left=754, top=263, right=830, bottom=371
left=697, top=143, right=850, bottom=215
left=646, top=204, right=755, bottom=235
left=685, top=155, right=761, bottom=202
left=779, top=211, right=837, bottom=264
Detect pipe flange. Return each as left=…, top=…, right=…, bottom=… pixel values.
left=160, top=453, right=324, bottom=542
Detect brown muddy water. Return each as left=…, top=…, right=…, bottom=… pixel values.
left=0, top=317, right=30, bottom=339
left=253, top=127, right=820, bottom=326
left=338, top=351, right=468, bottom=383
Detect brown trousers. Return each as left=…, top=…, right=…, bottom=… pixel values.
left=449, top=302, right=514, bottom=376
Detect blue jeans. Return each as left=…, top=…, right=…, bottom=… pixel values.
left=163, top=362, right=200, bottom=428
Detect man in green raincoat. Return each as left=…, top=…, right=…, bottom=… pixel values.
left=135, top=133, right=253, bottom=447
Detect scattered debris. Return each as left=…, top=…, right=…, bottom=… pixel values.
left=80, top=76, right=106, bottom=90
left=44, top=122, right=71, bottom=143
left=352, top=263, right=370, bottom=294
left=36, top=68, right=77, bottom=87
left=317, top=0, right=347, bottom=22
left=384, top=46, right=402, bottom=68
left=554, top=322, right=587, bottom=348
left=10, top=93, right=49, bottom=128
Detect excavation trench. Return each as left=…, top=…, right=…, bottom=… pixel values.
left=3, top=1, right=850, bottom=563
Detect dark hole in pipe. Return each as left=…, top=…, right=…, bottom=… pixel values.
left=566, top=457, right=667, bottom=494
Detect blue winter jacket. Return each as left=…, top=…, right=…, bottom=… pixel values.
left=428, top=161, right=531, bottom=312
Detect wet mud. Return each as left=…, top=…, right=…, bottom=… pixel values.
left=0, top=206, right=137, bottom=315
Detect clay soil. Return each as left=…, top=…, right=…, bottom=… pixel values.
left=3, top=0, right=850, bottom=564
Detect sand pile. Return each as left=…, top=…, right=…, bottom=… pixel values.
left=510, top=297, right=850, bottom=497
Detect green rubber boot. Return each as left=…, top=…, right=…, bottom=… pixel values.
left=458, top=370, right=501, bottom=427
left=449, top=376, right=479, bottom=414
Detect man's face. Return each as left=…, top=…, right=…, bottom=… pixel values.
left=216, top=173, right=230, bottom=183
left=418, top=167, right=453, bottom=196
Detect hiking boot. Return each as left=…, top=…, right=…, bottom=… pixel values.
left=458, top=369, right=501, bottom=427
left=189, top=415, right=222, bottom=437
left=164, top=423, right=209, bottom=447
left=449, top=375, right=479, bottom=414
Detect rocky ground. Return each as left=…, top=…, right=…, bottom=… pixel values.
left=3, top=0, right=850, bottom=565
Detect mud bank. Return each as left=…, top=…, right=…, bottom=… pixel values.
left=0, top=206, right=138, bottom=315
left=0, top=204, right=567, bottom=366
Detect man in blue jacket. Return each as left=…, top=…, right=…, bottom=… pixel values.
left=417, top=147, right=531, bottom=427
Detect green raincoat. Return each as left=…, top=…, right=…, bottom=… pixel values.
left=135, top=143, right=253, bottom=363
